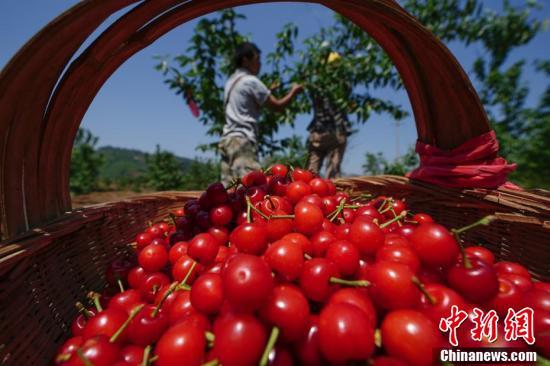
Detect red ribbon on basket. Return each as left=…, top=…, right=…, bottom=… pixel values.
left=406, top=130, right=522, bottom=190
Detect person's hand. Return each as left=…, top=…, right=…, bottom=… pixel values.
left=290, top=83, right=304, bottom=95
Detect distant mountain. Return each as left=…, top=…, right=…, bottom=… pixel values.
left=97, top=146, right=194, bottom=181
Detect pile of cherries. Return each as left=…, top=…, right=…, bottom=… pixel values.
left=56, top=165, right=549, bottom=366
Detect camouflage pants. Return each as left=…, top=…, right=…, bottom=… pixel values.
left=219, top=136, right=261, bottom=187
left=306, top=131, right=347, bottom=179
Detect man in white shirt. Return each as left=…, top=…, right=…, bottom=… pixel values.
left=220, top=42, right=303, bottom=186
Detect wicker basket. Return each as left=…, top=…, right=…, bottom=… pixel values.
left=0, top=0, right=548, bottom=365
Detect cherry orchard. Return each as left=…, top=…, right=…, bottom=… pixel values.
left=55, top=164, right=549, bottom=366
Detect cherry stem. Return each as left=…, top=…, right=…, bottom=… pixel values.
left=350, top=193, right=372, bottom=202
left=75, top=302, right=92, bottom=319
left=389, top=208, right=403, bottom=227
left=225, top=178, right=241, bottom=190
left=169, top=213, right=178, bottom=227
left=377, top=199, right=392, bottom=214
left=270, top=214, right=295, bottom=219
left=152, top=281, right=178, bottom=318
left=453, top=231, right=472, bottom=269
left=140, top=345, right=152, bottom=366
left=246, top=196, right=270, bottom=220
left=110, top=304, right=144, bottom=343
left=76, top=349, right=93, bottom=366
left=374, top=329, right=382, bottom=348
left=453, top=215, right=496, bottom=235
left=260, top=326, right=280, bottom=366
left=246, top=197, right=252, bottom=223
left=329, top=277, right=370, bottom=287
left=412, top=276, right=436, bottom=305
left=117, top=278, right=125, bottom=293
left=205, top=331, right=215, bottom=344
left=329, top=198, right=347, bottom=222
left=87, top=292, right=103, bottom=312
left=55, top=353, right=71, bottom=363
left=343, top=205, right=360, bottom=209
left=178, top=261, right=197, bottom=290
left=379, top=210, right=407, bottom=229
left=451, top=215, right=495, bottom=269
left=202, top=359, right=219, bottom=366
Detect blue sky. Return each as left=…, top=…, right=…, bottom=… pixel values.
left=1, top=0, right=548, bottom=175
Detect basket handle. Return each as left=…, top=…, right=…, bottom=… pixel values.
left=0, top=0, right=493, bottom=239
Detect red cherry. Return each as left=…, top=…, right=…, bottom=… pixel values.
left=264, top=239, right=304, bottom=282
left=282, top=233, right=312, bottom=255
left=291, top=168, right=314, bottom=183
left=309, top=178, right=329, bottom=196
left=139, top=272, right=171, bottom=303
left=127, top=304, right=169, bottom=346
left=318, top=302, right=375, bottom=363
left=188, top=233, right=219, bottom=266
left=190, top=273, right=224, bottom=315
left=309, top=230, right=336, bottom=257
left=230, top=222, right=268, bottom=255
left=265, top=210, right=293, bottom=241
left=127, top=266, right=147, bottom=289
left=154, top=320, right=206, bottom=366
left=523, top=288, right=550, bottom=311
left=209, top=205, right=233, bottom=226
left=409, top=223, right=459, bottom=268
left=299, top=194, right=323, bottom=209
left=328, top=288, right=377, bottom=327
left=208, top=226, right=229, bottom=246
left=108, top=290, right=144, bottom=315
left=138, top=244, right=168, bottom=272
left=269, top=164, right=289, bottom=178
left=82, top=308, right=127, bottom=341
left=222, top=254, right=274, bottom=312
left=55, top=336, right=83, bottom=364
left=499, top=273, right=533, bottom=292
left=417, top=283, right=468, bottom=324
left=447, top=257, right=499, bottom=303
left=355, top=206, right=383, bottom=222
left=69, top=335, right=120, bottom=366
left=321, top=196, right=337, bottom=216
left=412, top=213, right=434, bottom=224
left=494, top=261, right=532, bottom=280
left=299, top=258, right=339, bottom=303
left=348, top=217, right=385, bottom=256
left=260, top=285, right=310, bottom=342
left=367, top=261, right=420, bottom=310
left=168, top=241, right=188, bottom=264
left=376, top=244, right=421, bottom=273
left=294, top=202, right=324, bottom=235
left=464, top=245, right=495, bottom=265
left=286, top=181, right=313, bottom=204
left=486, top=277, right=524, bottom=316
left=213, top=313, right=268, bottom=366
left=293, top=315, right=324, bottom=366
left=172, top=255, right=200, bottom=284
left=119, top=345, right=145, bottom=366
left=242, top=170, right=267, bottom=187
left=381, top=310, right=444, bottom=366
left=136, top=232, right=154, bottom=250
left=325, top=240, right=360, bottom=277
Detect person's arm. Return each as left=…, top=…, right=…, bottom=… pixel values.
left=265, top=83, right=303, bottom=112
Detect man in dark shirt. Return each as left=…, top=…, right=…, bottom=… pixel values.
left=306, top=88, right=352, bottom=178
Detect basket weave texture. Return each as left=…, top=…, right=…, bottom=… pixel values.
left=0, top=180, right=548, bottom=364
